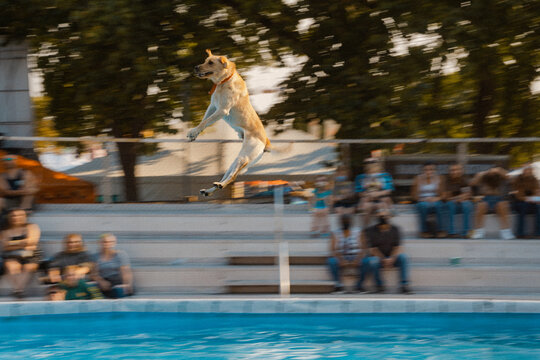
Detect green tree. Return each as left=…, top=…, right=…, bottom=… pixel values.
left=266, top=0, right=539, bottom=164
left=395, top=0, right=540, bottom=157
left=1, top=0, right=300, bottom=200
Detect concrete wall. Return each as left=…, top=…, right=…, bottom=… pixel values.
left=0, top=40, right=34, bottom=152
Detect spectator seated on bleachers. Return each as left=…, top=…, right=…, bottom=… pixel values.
left=332, top=166, right=357, bottom=216
left=45, top=233, right=94, bottom=284
left=309, top=176, right=332, bottom=237
left=470, top=167, right=515, bottom=240
left=327, top=214, right=364, bottom=293
left=1, top=208, right=41, bottom=299
left=45, top=283, right=66, bottom=301
left=411, top=162, right=446, bottom=238
left=444, top=164, right=473, bottom=238
left=354, top=157, right=394, bottom=228
left=92, top=233, right=134, bottom=298
left=361, top=209, right=411, bottom=294
left=512, top=164, right=540, bottom=238
left=57, top=265, right=103, bottom=300
left=0, top=154, right=39, bottom=215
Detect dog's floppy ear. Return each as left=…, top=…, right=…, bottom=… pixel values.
left=205, top=49, right=213, bottom=57
left=219, top=56, right=228, bottom=67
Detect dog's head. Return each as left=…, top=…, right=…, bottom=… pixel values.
left=194, top=49, right=234, bottom=81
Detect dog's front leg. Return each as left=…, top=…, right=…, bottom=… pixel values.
left=187, top=106, right=228, bottom=142
left=187, top=105, right=214, bottom=141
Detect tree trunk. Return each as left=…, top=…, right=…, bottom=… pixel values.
left=472, top=64, right=496, bottom=154
left=117, top=142, right=139, bottom=202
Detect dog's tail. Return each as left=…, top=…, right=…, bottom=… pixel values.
left=263, top=137, right=293, bottom=154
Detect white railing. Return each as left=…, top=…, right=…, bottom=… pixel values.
left=1, top=135, right=538, bottom=203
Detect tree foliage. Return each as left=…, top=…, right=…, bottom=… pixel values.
left=1, top=0, right=299, bottom=200
left=1, top=0, right=538, bottom=200
left=266, top=0, right=539, bottom=163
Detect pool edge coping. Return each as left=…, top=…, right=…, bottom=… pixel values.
left=1, top=298, right=540, bottom=317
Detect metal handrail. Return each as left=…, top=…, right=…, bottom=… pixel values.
left=1, top=135, right=539, bottom=144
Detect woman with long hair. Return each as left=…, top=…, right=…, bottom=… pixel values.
left=1, top=208, right=41, bottom=298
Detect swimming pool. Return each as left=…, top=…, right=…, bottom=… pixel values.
left=1, top=301, right=540, bottom=360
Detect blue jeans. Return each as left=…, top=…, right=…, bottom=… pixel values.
left=447, top=200, right=473, bottom=236
left=514, top=201, right=540, bottom=237
left=361, top=254, right=409, bottom=287
left=416, top=201, right=444, bottom=233
left=327, top=256, right=363, bottom=288
left=484, top=195, right=504, bottom=212
left=358, top=254, right=409, bottom=287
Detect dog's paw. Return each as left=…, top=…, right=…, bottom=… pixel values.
left=213, top=182, right=224, bottom=189
left=200, top=189, right=210, bottom=196
left=187, top=129, right=199, bottom=142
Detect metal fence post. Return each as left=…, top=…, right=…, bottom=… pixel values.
left=182, top=141, right=191, bottom=198
left=274, top=185, right=290, bottom=297
left=217, top=141, right=225, bottom=174
left=457, top=142, right=469, bottom=166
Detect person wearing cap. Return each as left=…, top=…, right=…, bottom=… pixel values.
left=361, top=209, right=411, bottom=294
left=354, top=158, right=394, bottom=228
left=0, top=154, right=39, bottom=214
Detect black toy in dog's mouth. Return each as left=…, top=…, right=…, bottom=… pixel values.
left=196, top=71, right=213, bottom=77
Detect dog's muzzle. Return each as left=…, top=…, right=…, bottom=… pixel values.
left=194, top=65, right=212, bottom=77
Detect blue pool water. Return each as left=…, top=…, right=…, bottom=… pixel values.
left=1, top=312, right=539, bottom=359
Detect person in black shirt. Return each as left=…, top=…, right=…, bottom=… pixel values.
left=444, top=164, right=473, bottom=238
left=46, top=233, right=94, bottom=284
left=361, top=209, right=411, bottom=294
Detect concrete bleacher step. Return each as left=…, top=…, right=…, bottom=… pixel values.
left=404, top=239, right=540, bottom=265
left=226, top=281, right=335, bottom=294
left=31, top=203, right=524, bottom=238
left=228, top=253, right=327, bottom=265
left=23, top=204, right=540, bottom=296
left=222, top=262, right=540, bottom=295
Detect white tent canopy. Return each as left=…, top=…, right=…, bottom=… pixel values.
left=66, top=122, right=338, bottom=201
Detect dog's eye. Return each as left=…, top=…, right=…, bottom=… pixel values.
left=208, top=61, right=213, bottom=65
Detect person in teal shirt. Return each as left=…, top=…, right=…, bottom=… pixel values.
left=310, top=176, right=333, bottom=237
left=59, top=265, right=103, bottom=300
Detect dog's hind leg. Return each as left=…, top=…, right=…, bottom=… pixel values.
left=213, top=137, right=266, bottom=189
left=200, top=185, right=219, bottom=197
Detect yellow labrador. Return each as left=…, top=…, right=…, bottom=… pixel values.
left=190, top=50, right=271, bottom=196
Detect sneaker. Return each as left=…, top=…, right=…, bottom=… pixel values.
left=470, top=228, right=485, bottom=239
left=400, top=285, right=413, bottom=294
left=374, top=285, right=386, bottom=294
left=500, top=229, right=515, bottom=240
left=331, top=285, right=345, bottom=294
left=436, top=231, right=448, bottom=239
left=354, top=286, right=371, bottom=294
left=420, top=232, right=432, bottom=239
left=12, top=290, right=24, bottom=299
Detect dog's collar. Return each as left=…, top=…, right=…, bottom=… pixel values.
left=209, top=72, right=235, bottom=95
